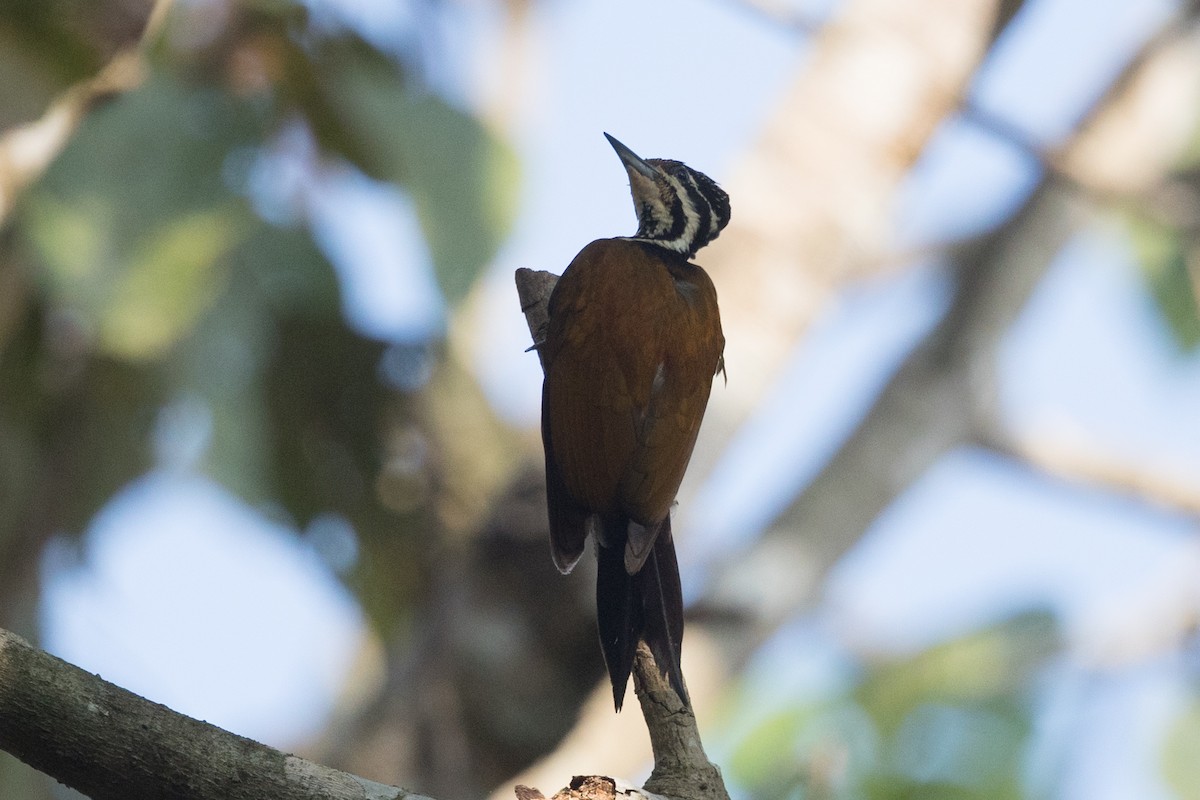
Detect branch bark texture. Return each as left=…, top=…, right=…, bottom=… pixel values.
left=0, top=628, right=429, bottom=800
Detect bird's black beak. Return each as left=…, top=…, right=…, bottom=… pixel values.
left=604, top=133, right=658, bottom=180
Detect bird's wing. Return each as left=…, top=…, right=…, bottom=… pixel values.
left=543, top=257, right=639, bottom=515
left=618, top=258, right=723, bottom=571
left=543, top=241, right=723, bottom=572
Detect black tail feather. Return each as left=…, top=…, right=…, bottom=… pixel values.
left=640, top=518, right=688, bottom=706
left=595, top=515, right=687, bottom=711
left=596, top=527, right=639, bottom=710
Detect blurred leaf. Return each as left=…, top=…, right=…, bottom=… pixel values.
left=0, top=25, right=70, bottom=129
left=262, top=311, right=428, bottom=630
left=0, top=303, right=51, bottom=539
left=27, top=198, right=246, bottom=360
left=393, top=93, right=519, bottom=306
left=100, top=209, right=244, bottom=359
left=1128, top=214, right=1200, bottom=352
left=236, top=221, right=341, bottom=319
left=865, top=780, right=1005, bottom=800
left=1163, top=702, right=1200, bottom=799
left=0, top=0, right=119, bottom=99
left=872, top=703, right=1026, bottom=800
left=729, top=707, right=808, bottom=786
left=293, top=35, right=519, bottom=306
left=19, top=72, right=266, bottom=360
left=0, top=276, right=164, bottom=539
left=166, top=265, right=276, bottom=502
left=57, top=355, right=163, bottom=529
left=855, top=615, right=1053, bottom=799
left=264, top=314, right=386, bottom=522
left=166, top=221, right=342, bottom=501
left=729, top=702, right=881, bottom=800
left=725, top=614, right=1057, bottom=800
left=855, top=612, right=1056, bottom=736
left=34, top=71, right=263, bottom=221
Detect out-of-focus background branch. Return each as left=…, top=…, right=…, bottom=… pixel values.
left=3, top=1, right=1200, bottom=799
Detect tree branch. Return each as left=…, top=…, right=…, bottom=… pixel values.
left=0, top=0, right=172, bottom=226
left=702, top=3, right=1200, bottom=650
left=978, top=429, right=1200, bottom=519
left=0, top=627, right=431, bottom=800
left=630, top=646, right=725, bottom=800
left=705, top=177, right=1088, bottom=638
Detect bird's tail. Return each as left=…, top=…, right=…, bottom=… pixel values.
left=595, top=515, right=687, bottom=711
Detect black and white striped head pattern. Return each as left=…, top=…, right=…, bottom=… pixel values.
left=605, top=133, right=731, bottom=260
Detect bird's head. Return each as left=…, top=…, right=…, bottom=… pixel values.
left=605, top=133, right=731, bottom=259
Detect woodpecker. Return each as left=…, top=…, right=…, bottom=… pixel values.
left=539, top=133, right=728, bottom=711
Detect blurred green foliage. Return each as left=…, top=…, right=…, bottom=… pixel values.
left=1129, top=213, right=1200, bottom=352
left=726, top=613, right=1057, bottom=800
left=0, top=0, right=145, bottom=127
left=1164, top=700, right=1200, bottom=799
left=297, top=35, right=520, bottom=305
left=0, top=0, right=517, bottom=631
left=24, top=74, right=258, bottom=361
left=0, top=2, right=533, bottom=792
